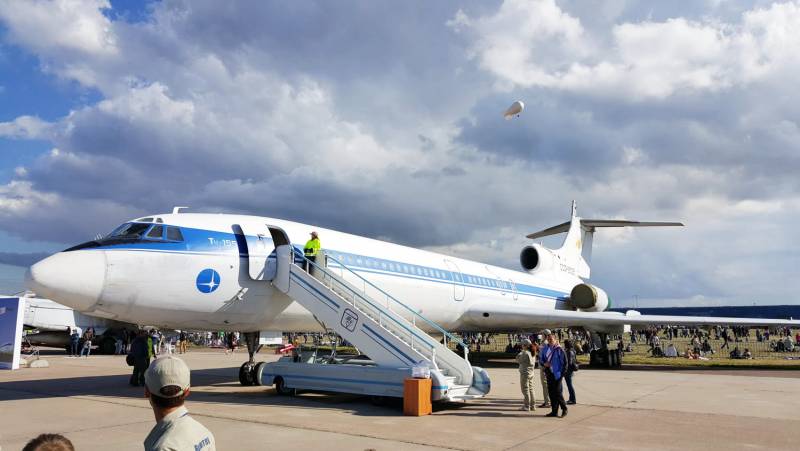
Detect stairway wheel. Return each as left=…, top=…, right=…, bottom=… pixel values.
left=253, top=361, right=268, bottom=386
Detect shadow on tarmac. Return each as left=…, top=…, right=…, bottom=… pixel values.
left=0, top=365, right=474, bottom=416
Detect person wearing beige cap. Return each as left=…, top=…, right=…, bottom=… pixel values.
left=143, top=356, right=216, bottom=451
left=516, top=338, right=536, bottom=411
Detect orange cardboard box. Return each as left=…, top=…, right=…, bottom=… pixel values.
left=403, top=378, right=432, bottom=416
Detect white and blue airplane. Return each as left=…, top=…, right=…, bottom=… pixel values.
left=25, top=202, right=800, bottom=373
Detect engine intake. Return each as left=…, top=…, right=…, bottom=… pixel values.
left=568, top=283, right=609, bottom=312
left=519, top=244, right=555, bottom=273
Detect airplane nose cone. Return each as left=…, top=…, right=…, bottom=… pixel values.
left=26, top=251, right=106, bottom=311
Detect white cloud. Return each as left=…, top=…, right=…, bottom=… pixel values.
left=450, top=0, right=588, bottom=91
left=455, top=0, right=800, bottom=99
left=96, top=83, right=195, bottom=125
left=0, top=0, right=117, bottom=56
left=0, top=115, right=54, bottom=139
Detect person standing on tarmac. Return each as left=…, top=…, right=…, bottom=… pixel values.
left=303, top=231, right=321, bottom=272
left=130, top=330, right=151, bottom=387
left=69, top=327, right=80, bottom=357
left=179, top=330, right=188, bottom=354
left=143, top=356, right=216, bottom=451
left=563, top=339, right=578, bottom=405
left=543, top=333, right=568, bottom=418
left=537, top=329, right=552, bottom=408
left=516, top=338, right=536, bottom=411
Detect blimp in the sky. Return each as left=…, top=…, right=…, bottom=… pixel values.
left=503, top=100, right=524, bottom=120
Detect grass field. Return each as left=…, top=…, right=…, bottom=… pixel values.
left=454, top=330, right=800, bottom=368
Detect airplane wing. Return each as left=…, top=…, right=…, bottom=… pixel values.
left=461, top=301, right=800, bottom=332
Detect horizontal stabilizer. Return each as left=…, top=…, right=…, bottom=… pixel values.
left=525, top=221, right=570, bottom=240
left=580, top=220, right=684, bottom=229
left=526, top=219, right=683, bottom=239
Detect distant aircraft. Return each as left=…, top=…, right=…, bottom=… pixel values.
left=25, top=202, right=800, bottom=385
left=21, top=295, right=132, bottom=353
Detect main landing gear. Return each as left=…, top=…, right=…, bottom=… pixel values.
left=589, top=332, right=623, bottom=368
left=238, top=331, right=268, bottom=386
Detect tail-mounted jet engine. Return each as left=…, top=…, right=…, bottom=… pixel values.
left=519, top=244, right=556, bottom=273
left=567, top=283, right=609, bottom=312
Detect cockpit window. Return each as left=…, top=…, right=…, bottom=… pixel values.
left=166, top=226, right=184, bottom=241
left=146, top=225, right=164, bottom=239
left=110, top=223, right=151, bottom=239
left=135, top=217, right=154, bottom=223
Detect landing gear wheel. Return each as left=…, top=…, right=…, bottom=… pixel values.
left=239, top=362, right=255, bottom=386
left=274, top=376, right=295, bottom=396
left=253, top=361, right=267, bottom=386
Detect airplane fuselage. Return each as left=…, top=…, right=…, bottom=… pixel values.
left=27, top=213, right=585, bottom=333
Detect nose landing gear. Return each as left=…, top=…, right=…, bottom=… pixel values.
left=238, top=331, right=263, bottom=386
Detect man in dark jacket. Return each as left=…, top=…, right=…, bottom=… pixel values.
left=543, top=333, right=568, bottom=418
left=69, top=327, right=80, bottom=357
left=130, top=330, right=151, bottom=387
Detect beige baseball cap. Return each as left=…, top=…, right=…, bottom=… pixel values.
left=145, top=356, right=190, bottom=398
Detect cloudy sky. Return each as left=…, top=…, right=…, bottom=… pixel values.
left=1, top=0, right=799, bottom=306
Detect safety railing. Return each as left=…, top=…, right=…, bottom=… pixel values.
left=324, top=254, right=469, bottom=354
left=296, top=252, right=471, bottom=373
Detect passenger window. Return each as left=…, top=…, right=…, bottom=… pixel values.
left=166, top=226, right=184, bottom=241
left=146, top=225, right=164, bottom=239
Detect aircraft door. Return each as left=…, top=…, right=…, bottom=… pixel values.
left=233, top=224, right=275, bottom=280
left=508, top=278, right=518, bottom=300
left=444, top=259, right=465, bottom=301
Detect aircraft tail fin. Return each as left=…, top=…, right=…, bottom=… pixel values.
left=525, top=201, right=683, bottom=279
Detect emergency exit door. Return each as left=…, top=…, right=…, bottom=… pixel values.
left=444, top=259, right=465, bottom=301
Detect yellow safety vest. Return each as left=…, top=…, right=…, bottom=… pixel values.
left=304, top=238, right=320, bottom=257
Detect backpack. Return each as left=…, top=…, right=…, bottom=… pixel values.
left=569, top=349, right=579, bottom=372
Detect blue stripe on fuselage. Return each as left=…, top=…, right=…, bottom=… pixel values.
left=84, top=224, right=570, bottom=301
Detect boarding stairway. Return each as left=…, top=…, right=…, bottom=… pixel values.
left=264, top=229, right=489, bottom=400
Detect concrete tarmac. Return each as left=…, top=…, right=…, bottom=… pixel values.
left=2, top=351, right=799, bottom=450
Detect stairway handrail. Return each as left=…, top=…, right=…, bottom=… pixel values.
left=322, top=254, right=469, bottom=352
left=299, top=254, right=439, bottom=352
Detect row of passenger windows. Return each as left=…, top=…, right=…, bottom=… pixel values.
left=328, top=253, right=512, bottom=290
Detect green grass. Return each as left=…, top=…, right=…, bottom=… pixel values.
left=455, top=330, right=800, bottom=369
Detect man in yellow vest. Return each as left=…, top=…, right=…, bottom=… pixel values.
left=303, top=231, right=321, bottom=272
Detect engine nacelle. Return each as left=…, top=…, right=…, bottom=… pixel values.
left=568, top=283, right=609, bottom=312
left=519, top=244, right=556, bottom=273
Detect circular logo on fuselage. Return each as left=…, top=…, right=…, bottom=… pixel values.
left=196, top=268, right=221, bottom=293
